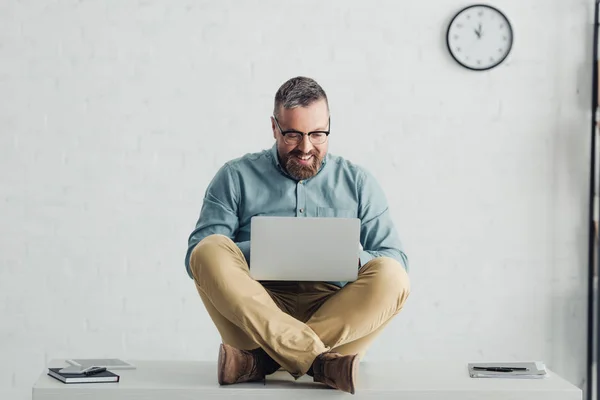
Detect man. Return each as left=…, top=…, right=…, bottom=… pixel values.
left=185, top=76, right=410, bottom=394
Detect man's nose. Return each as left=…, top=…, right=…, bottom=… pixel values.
left=297, top=135, right=313, bottom=153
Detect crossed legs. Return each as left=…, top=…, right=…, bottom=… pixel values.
left=190, top=234, right=410, bottom=376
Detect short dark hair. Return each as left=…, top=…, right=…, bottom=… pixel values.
left=273, top=76, right=329, bottom=118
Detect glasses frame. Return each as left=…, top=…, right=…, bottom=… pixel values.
left=273, top=115, right=331, bottom=146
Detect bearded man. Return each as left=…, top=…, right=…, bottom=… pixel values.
left=185, top=76, right=410, bottom=395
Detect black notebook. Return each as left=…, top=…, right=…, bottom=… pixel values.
left=47, top=368, right=120, bottom=384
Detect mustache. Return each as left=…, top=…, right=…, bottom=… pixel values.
left=289, top=151, right=318, bottom=158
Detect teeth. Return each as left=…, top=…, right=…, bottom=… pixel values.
left=297, top=155, right=312, bottom=160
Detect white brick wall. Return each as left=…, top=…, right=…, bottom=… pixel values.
left=0, top=0, right=591, bottom=398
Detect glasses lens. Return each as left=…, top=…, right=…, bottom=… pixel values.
left=284, top=133, right=302, bottom=145
left=310, top=133, right=327, bottom=144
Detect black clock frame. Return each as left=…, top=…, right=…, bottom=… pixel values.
left=446, top=4, right=514, bottom=71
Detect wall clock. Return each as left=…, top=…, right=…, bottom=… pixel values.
left=446, top=4, right=513, bottom=71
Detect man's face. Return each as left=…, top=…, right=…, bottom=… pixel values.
left=271, top=99, right=330, bottom=180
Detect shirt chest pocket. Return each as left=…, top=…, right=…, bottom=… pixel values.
left=317, top=207, right=356, bottom=218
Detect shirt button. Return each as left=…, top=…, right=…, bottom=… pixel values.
left=299, top=208, right=304, bottom=213
left=299, top=180, right=304, bottom=184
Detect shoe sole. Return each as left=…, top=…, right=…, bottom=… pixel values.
left=350, top=354, right=359, bottom=394
left=217, top=343, right=227, bottom=385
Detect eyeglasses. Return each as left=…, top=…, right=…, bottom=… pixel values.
left=273, top=116, right=330, bottom=146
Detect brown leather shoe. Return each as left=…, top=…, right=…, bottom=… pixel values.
left=217, top=343, right=281, bottom=385
left=311, top=351, right=360, bottom=394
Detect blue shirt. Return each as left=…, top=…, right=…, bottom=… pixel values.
left=185, top=144, right=408, bottom=287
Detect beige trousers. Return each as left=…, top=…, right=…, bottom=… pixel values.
left=190, top=234, right=410, bottom=376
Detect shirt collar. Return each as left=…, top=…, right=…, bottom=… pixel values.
left=269, top=143, right=328, bottom=181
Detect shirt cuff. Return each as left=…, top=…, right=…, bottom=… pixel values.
left=359, top=250, right=374, bottom=268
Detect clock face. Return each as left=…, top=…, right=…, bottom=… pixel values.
left=446, top=4, right=513, bottom=71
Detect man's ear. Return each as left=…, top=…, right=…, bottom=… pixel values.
left=271, top=117, right=277, bottom=139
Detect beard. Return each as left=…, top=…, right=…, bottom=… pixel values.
left=281, top=150, right=323, bottom=180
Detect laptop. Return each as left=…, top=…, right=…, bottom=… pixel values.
left=249, top=216, right=361, bottom=282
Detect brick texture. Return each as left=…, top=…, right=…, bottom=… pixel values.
left=0, top=0, right=591, bottom=398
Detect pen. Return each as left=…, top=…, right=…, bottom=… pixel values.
left=83, top=367, right=107, bottom=376
left=473, top=366, right=528, bottom=372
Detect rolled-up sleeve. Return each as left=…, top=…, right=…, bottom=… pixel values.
left=184, top=164, right=248, bottom=279
left=357, top=169, right=409, bottom=272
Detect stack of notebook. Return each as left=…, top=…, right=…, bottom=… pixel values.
left=468, top=362, right=547, bottom=379
left=47, top=367, right=120, bottom=384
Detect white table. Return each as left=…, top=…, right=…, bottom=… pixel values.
left=32, top=359, right=582, bottom=400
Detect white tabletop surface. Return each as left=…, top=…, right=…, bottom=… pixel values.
left=32, top=359, right=583, bottom=400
